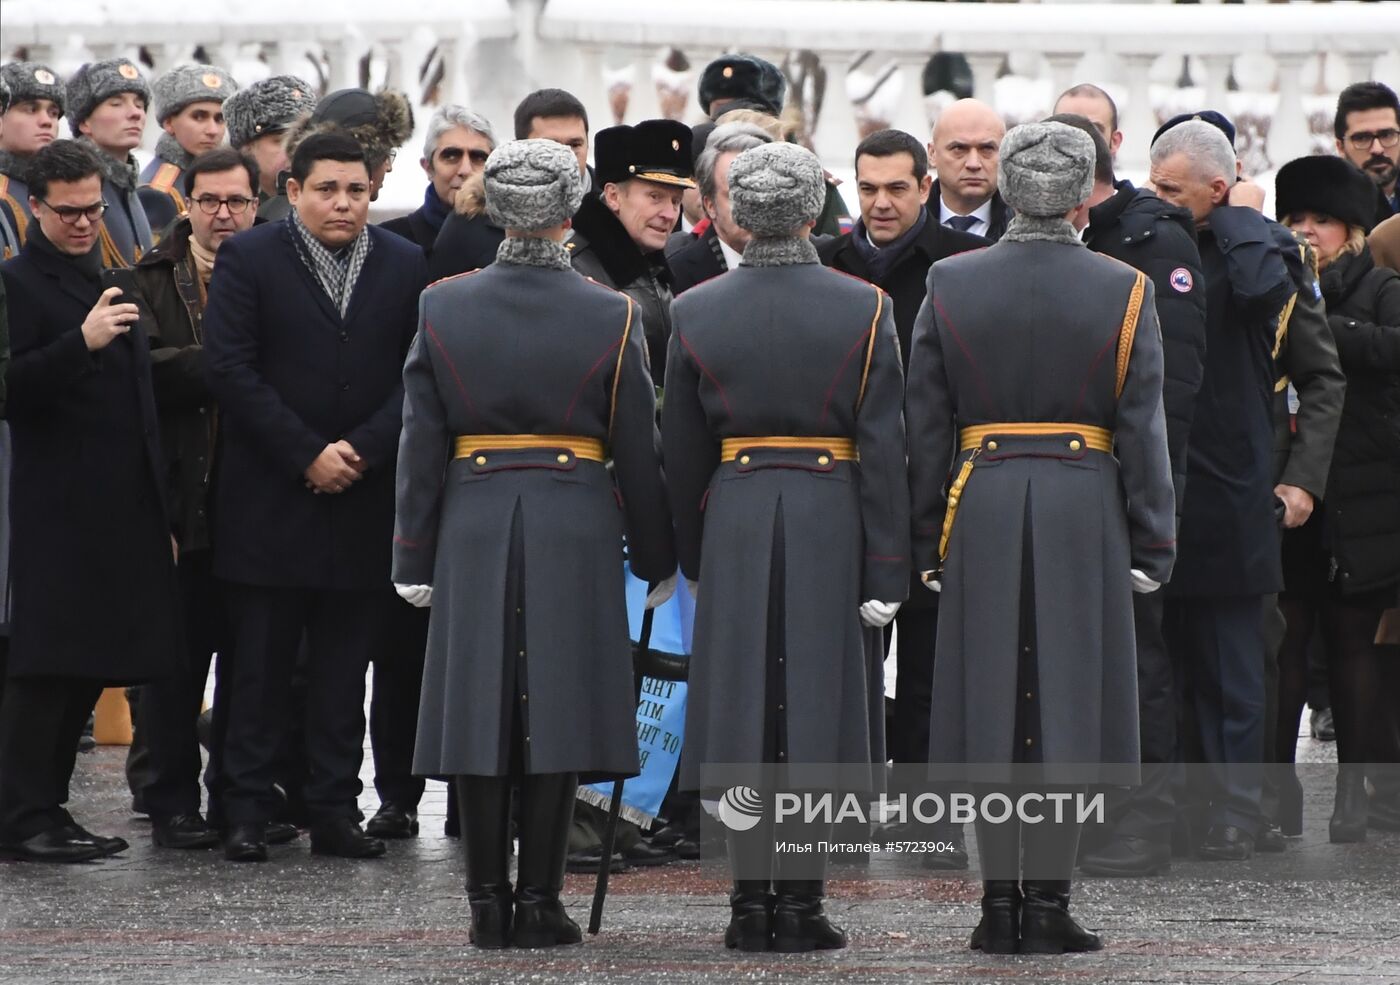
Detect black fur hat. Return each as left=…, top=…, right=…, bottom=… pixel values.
left=1274, top=155, right=1379, bottom=233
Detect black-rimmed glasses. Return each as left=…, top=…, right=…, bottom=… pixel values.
left=192, top=195, right=255, bottom=215
left=41, top=200, right=107, bottom=224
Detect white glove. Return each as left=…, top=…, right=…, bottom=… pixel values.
left=395, top=583, right=433, bottom=607
left=686, top=579, right=699, bottom=600
left=646, top=573, right=678, bottom=610
left=1130, top=569, right=1160, bottom=594
left=859, top=599, right=901, bottom=628
left=920, top=570, right=942, bottom=593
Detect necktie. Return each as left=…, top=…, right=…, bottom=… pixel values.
left=945, top=215, right=979, bottom=233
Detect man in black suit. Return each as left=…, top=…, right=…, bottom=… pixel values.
left=818, top=127, right=985, bottom=870
left=927, top=99, right=1012, bottom=242
left=669, top=121, right=772, bottom=295
left=0, top=139, right=178, bottom=862
left=203, top=131, right=428, bottom=862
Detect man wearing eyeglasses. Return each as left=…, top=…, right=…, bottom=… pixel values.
left=0, top=139, right=179, bottom=863
left=381, top=105, right=495, bottom=257
left=1335, top=82, right=1400, bottom=223
left=125, top=147, right=260, bottom=852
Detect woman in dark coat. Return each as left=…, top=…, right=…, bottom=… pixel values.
left=393, top=139, right=674, bottom=949
left=0, top=140, right=177, bottom=862
left=662, top=141, right=910, bottom=953
left=1274, top=155, right=1400, bottom=840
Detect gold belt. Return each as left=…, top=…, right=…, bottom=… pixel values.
left=721, top=436, right=859, bottom=465
left=940, top=422, right=1115, bottom=562
left=454, top=434, right=607, bottom=463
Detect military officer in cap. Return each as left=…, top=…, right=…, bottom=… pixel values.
left=0, top=61, right=67, bottom=253
left=0, top=77, right=17, bottom=257
left=222, top=75, right=318, bottom=204
left=906, top=121, right=1175, bottom=954
left=567, top=118, right=693, bottom=384
left=139, top=64, right=239, bottom=234
left=67, top=57, right=154, bottom=266
left=393, top=138, right=674, bottom=948
left=663, top=141, right=910, bottom=953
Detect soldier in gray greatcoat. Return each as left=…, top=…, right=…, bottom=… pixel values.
left=662, top=141, right=911, bottom=954
left=905, top=122, right=1175, bottom=955
left=392, top=139, right=675, bottom=950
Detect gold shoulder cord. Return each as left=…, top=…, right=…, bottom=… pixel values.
left=607, top=296, right=635, bottom=440
left=1114, top=270, right=1147, bottom=400
left=855, top=286, right=884, bottom=413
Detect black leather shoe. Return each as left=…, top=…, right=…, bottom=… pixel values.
left=1310, top=706, right=1336, bottom=741
left=725, top=881, right=773, bottom=951
left=366, top=803, right=419, bottom=839
left=621, top=838, right=675, bottom=866
left=564, top=846, right=631, bottom=873
left=1256, top=825, right=1288, bottom=853
left=969, top=880, right=1020, bottom=953
left=224, top=823, right=268, bottom=862
left=266, top=821, right=300, bottom=845
left=672, top=837, right=702, bottom=861
left=152, top=814, right=220, bottom=850
left=922, top=828, right=970, bottom=871
left=1197, top=824, right=1254, bottom=861
left=1079, top=835, right=1171, bottom=877
left=65, top=824, right=128, bottom=857
left=649, top=822, right=685, bottom=848
left=1019, top=881, right=1102, bottom=954
left=0, top=827, right=105, bottom=863
left=309, top=818, right=386, bottom=858
left=1330, top=769, right=1368, bottom=844
left=771, top=881, right=847, bottom=952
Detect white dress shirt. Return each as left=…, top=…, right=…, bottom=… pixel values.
left=938, top=196, right=995, bottom=238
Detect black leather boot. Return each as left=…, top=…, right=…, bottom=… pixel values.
left=724, top=824, right=773, bottom=950
left=969, top=880, right=1021, bottom=953
left=771, top=880, right=847, bottom=952
left=455, top=776, right=513, bottom=949
left=1020, top=880, right=1102, bottom=953
left=972, top=812, right=1022, bottom=952
left=1329, top=766, right=1369, bottom=844
left=514, top=772, right=582, bottom=948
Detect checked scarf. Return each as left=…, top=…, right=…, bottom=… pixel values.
left=288, top=208, right=372, bottom=319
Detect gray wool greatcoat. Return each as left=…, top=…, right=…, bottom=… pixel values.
left=662, top=248, right=910, bottom=793
left=905, top=235, right=1176, bottom=785
left=393, top=254, right=675, bottom=780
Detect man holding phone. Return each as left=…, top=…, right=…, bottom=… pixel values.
left=0, top=139, right=178, bottom=862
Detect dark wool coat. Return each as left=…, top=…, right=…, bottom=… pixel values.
left=663, top=251, right=910, bottom=793
left=906, top=236, right=1175, bottom=784
left=1167, top=206, right=1296, bottom=598
left=427, top=210, right=505, bottom=281
left=1, top=236, right=178, bottom=682
left=134, top=217, right=217, bottom=552
left=394, top=258, right=674, bottom=779
left=203, top=220, right=427, bottom=590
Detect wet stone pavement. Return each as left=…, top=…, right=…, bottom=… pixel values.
left=2, top=733, right=1399, bottom=984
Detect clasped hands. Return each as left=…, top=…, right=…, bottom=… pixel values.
left=305, top=440, right=365, bottom=494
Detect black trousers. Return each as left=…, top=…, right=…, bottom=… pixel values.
left=137, top=551, right=226, bottom=819
left=1164, top=595, right=1266, bottom=834
left=884, top=602, right=937, bottom=766
left=369, top=601, right=429, bottom=809
left=220, top=582, right=391, bottom=827
left=1097, top=590, right=1178, bottom=843
left=0, top=677, right=104, bottom=841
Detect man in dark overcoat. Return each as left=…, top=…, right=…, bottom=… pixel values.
left=393, top=139, right=674, bottom=948
left=0, top=139, right=178, bottom=862
left=906, top=121, right=1175, bottom=954
left=1149, top=119, right=1296, bottom=862
left=1047, top=113, right=1208, bottom=877
left=669, top=121, right=773, bottom=294
left=131, top=148, right=261, bottom=850
left=203, top=131, right=427, bottom=862
left=663, top=141, right=910, bottom=953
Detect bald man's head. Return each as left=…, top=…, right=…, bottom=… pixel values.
left=928, top=99, right=1005, bottom=215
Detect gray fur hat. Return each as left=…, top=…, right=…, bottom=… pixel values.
left=483, top=139, right=583, bottom=232
left=67, top=58, right=150, bottom=136
left=223, top=75, right=317, bottom=149
left=152, top=64, right=238, bottom=123
left=0, top=62, right=67, bottom=116
left=997, top=121, right=1095, bottom=218
left=729, top=141, right=825, bottom=237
